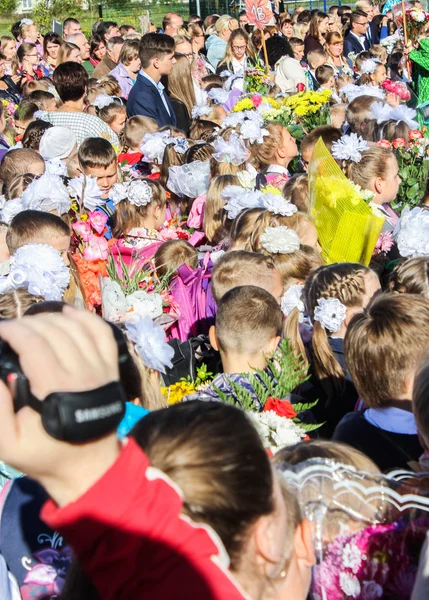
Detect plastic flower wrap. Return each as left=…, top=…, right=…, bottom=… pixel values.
left=0, top=243, right=70, bottom=301
left=308, top=139, right=384, bottom=265
left=167, top=161, right=210, bottom=198
left=278, top=460, right=429, bottom=600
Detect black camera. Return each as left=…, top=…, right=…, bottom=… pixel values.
left=0, top=322, right=130, bottom=444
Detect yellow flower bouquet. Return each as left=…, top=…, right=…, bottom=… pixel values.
left=284, top=89, right=332, bottom=132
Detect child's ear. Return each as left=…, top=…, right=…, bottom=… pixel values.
left=209, top=325, right=219, bottom=351
left=265, top=335, right=281, bottom=357
left=76, top=164, right=83, bottom=176
left=293, top=518, right=316, bottom=568
left=373, top=175, right=384, bottom=195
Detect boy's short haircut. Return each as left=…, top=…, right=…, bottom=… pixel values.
left=154, top=240, right=198, bottom=280
left=27, top=90, right=55, bottom=108
left=413, top=352, right=429, bottom=448
left=289, top=37, right=305, bottom=49
left=78, top=137, right=117, bottom=170
left=315, top=64, right=334, bottom=85
left=139, top=33, right=175, bottom=69
left=212, top=250, right=279, bottom=303
left=53, top=62, right=89, bottom=103
left=122, top=115, right=158, bottom=149
left=0, top=149, right=45, bottom=188
left=301, top=125, right=342, bottom=156
left=6, top=210, right=70, bottom=254
left=215, top=285, right=282, bottom=355
left=307, top=49, right=327, bottom=67
left=14, top=100, right=39, bottom=123
left=346, top=95, right=376, bottom=133
left=345, top=294, right=429, bottom=408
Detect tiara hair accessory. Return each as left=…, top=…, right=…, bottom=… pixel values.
left=125, top=314, right=175, bottom=374
left=313, top=297, right=347, bottom=333
left=260, top=226, right=300, bottom=254
left=0, top=243, right=70, bottom=301
left=281, top=284, right=305, bottom=321
left=92, top=94, right=119, bottom=109
left=212, top=131, right=249, bottom=166
left=395, top=206, right=429, bottom=257
left=20, top=18, right=33, bottom=26
left=207, top=88, right=230, bottom=105
left=110, top=179, right=153, bottom=207
left=140, top=130, right=171, bottom=163
left=191, top=103, right=212, bottom=119
left=68, top=175, right=103, bottom=211
left=331, top=133, right=369, bottom=163
left=361, top=59, right=380, bottom=75
left=167, top=161, right=210, bottom=199
left=21, top=173, right=71, bottom=215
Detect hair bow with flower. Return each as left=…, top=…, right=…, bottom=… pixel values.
left=212, top=131, right=250, bottom=166
left=20, top=18, right=33, bottom=25
left=125, top=314, right=175, bottom=374
left=92, top=94, right=118, bottom=109
left=167, top=135, right=189, bottom=155
left=167, top=161, right=210, bottom=199
left=332, top=133, right=369, bottom=163
left=281, top=284, right=305, bottom=321
left=44, top=158, right=68, bottom=177
left=140, top=130, right=171, bottom=163
left=313, top=297, right=347, bottom=333
left=262, top=192, right=298, bottom=217
left=191, top=103, right=211, bottom=119
left=361, top=58, right=380, bottom=74
left=222, top=186, right=265, bottom=219
left=110, top=179, right=152, bottom=207
left=395, top=206, right=429, bottom=257
left=0, top=243, right=70, bottom=301
left=261, top=226, right=300, bottom=254
left=68, top=175, right=103, bottom=211
left=0, top=198, right=23, bottom=224
left=21, top=173, right=71, bottom=215
left=207, top=88, right=229, bottom=105
left=340, top=83, right=385, bottom=102
left=240, top=110, right=269, bottom=145
left=223, top=111, right=247, bottom=128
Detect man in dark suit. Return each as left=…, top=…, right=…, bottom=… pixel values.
left=356, top=0, right=380, bottom=45
left=343, top=10, right=370, bottom=60
left=127, top=33, right=177, bottom=128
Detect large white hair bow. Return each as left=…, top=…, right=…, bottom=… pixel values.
left=212, top=131, right=249, bottom=166
left=125, top=314, right=174, bottom=374
left=21, top=173, right=71, bottom=215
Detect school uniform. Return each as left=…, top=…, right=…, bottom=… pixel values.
left=255, top=164, right=291, bottom=191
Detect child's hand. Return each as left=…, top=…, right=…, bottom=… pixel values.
left=386, top=91, right=401, bottom=107
left=0, top=308, right=121, bottom=505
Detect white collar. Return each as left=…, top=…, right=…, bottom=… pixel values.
left=364, top=406, right=417, bottom=435
left=350, top=30, right=366, bottom=42
left=267, top=164, right=290, bottom=176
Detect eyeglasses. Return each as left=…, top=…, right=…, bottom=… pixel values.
left=175, top=51, right=193, bottom=60
left=26, top=53, right=39, bottom=58
left=232, top=45, right=246, bottom=51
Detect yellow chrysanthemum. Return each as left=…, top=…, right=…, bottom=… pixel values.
left=233, top=98, right=254, bottom=112
left=262, top=185, right=282, bottom=195
left=295, top=106, right=308, bottom=117
left=161, top=381, right=196, bottom=405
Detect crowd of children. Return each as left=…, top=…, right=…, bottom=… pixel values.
left=2, top=4, right=429, bottom=600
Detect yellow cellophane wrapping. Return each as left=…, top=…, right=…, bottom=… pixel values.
left=308, top=139, right=385, bottom=266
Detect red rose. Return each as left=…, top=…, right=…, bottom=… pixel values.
left=296, top=83, right=305, bottom=92
left=376, top=139, right=392, bottom=149
left=264, top=397, right=297, bottom=419
left=409, top=129, right=424, bottom=140
left=252, top=94, right=262, bottom=108
left=392, top=138, right=406, bottom=148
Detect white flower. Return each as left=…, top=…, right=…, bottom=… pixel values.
left=389, top=105, right=419, bottom=130
left=125, top=290, right=163, bottom=319
left=361, top=581, right=383, bottom=600
left=222, top=186, right=265, bottom=219
left=240, top=119, right=269, bottom=144
left=21, top=173, right=71, bottom=215
left=341, top=83, right=385, bottom=102
left=127, top=180, right=152, bottom=206
left=340, top=573, right=361, bottom=598
left=263, top=193, right=298, bottom=217
left=370, top=101, right=393, bottom=124
left=261, top=226, right=300, bottom=254
left=110, top=182, right=128, bottom=206
left=281, top=284, right=304, bottom=321
left=92, top=94, right=116, bottom=109
left=223, top=111, right=246, bottom=128
left=395, top=207, right=429, bottom=257
left=125, top=315, right=174, bottom=374
left=212, top=131, right=249, bottom=166
left=361, top=59, right=379, bottom=74
left=101, top=279, right=127, bottom=322
left=168, top=136, right=189, bottom=155
left=1, top=198, right=24, bottom=224
left=237, top=170, right=256, bottom=190
left=247, top=410, right=306, bottom=453
left=1, top=243, right=70, bottom=301
left=332, top=133, right=369, bottom=163
left=68, top=175, right=103, bottom=211
left=167, top=161, right=210, bottom=199
left=140, top=130, right=171, bottom=163
left=192, top=103, right=211, bottom=119
left=207, top=88, right=229, bottom=105
left=342, top=542, right=362, bottom=573
left=313, top=297, right=347, bottom=333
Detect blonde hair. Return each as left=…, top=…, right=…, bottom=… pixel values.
left=167, top=57, right=196, bottom=116
left=56, top=42, right=80, bottom=66
left=370, top=44, right=388, bottom=64
left=359, top=62, right=385, bottom=86
left=345, top=95, right=376, bottom=134
left=218, top=29, right=255, bottom=68
left=346, top=146, right=395, bottom=189
left=118, top=39, right=139, bottom=66
left=283, top=174, right=310, bottom=213
left=0, top=288, right=43, bottom=319
left=203, top=174, right=239, bottom=243
left=215, top=15, right=235, bottom=34
left=248, top=123, right=286, bottom=169
left=389, top=257, right=429, bottom=298
left=111, top=179, right=167, bottom=237
left=247, top=210, right=317, bottom=253
left=303, top=263, right=371, bottom=400
left=95, top=99, right=126, bottom=127
left=126, top=340, right=167, bottom=411
left=96, top=75, right=122, bottom=97
left=154, top=240, right=198, bottom=281
left=122, top=115, right=158, bottom=152
left=413, top=352, right=429, bottom=448
left=210, top=127, right=247, bottom=177
left=228, top=207, right=266, bottom=251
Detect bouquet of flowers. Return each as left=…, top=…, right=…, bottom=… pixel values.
left=284, top=89, right=332, bottom=132
left=395, top=6, right=429, bottom=41
left=161, top=363, right=214, bottom=404
left=232, top=94, right=280, bottom=113
left=382, top=78, right=411, bottom=101
left=262, top=105, right=305, bottom=141
left=377, top=129, right=429, bottom=211
left=244, top=66, right=275, bottom=95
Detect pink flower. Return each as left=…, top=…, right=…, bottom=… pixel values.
left=159, top=228, right=177, bottom=241
left=376, top=139, right=392, bottom=149
left=251, top=94, right=262, bottom=108
left=83, top=234, right=109, bottom=261
left=72, top=220, right=92, bottom=242
left=392, top=137, right=406, bottom=149
left=87, top=210, right=108, bottom=234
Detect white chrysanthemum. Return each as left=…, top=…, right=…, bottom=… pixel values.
left=396, top=207, right=429, bottom=257
left=101, top=279, right=127, bottom=323
left=314, top=297, right=347, bottom=333
left=212, top=131, right=249, bottom=166
left=207, top=88, right=229, bottom=105
left=222, top=186, right=265, bottom=219
left=125, top=314, right=174, bottom=374
left=342, top=542, right=363, bottom=573
left=21, top=173, right=70, bottom=215
left=281, top=284, right=304, bottom=321
left=332, top=133, right=369, bottom=163
left=92, top=94, right=116, bottom=109
left=260, top=226, right=300, bottom=254
left=247, top=410, right=306, bottom=453
left=339, top=572, right=361, bottom=598
left=140, top=130, right=171, bottom=163
left=127, top=180, right=153, bottom=206
left=125, top=290, right=163, bottom=319
left=240, top=119, right=269, bottom=144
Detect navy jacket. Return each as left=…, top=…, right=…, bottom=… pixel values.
left=343, top=32, right=370, bottom=59
left=127, top=72, right=177, bottom=128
